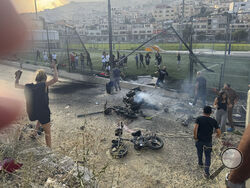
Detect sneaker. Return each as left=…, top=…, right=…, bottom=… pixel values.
left=227, top=128, right=234, bottom=132
left=203, top=173, right=210, bottom=179
left=189, top=102, right=193, bottom=106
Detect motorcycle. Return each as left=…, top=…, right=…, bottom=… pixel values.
left=110, top=122, right=164, bottom=158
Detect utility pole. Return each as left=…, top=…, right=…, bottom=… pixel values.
left=179, top=0, right=185, bottom=50
left=189, top=16, right=194, bottom=83
left=65, top=27, right=71, bottom=72
left=46, top=23, right=51, bottom=61
left=219, top=13, right=230, bottom=90
left=108, top=0, right=113, bottom=67
left=228, top=0, right=236, bottom=55
left=34, top=0, right=38, bottom=19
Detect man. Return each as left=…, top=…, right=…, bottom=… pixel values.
left=177, top=52, right=181, bottom=70
left=192, top=72, right=207, bottom=107
left=135, top=54, right=139, bottom=69
left=155, top=66, right=168, bottom=88
left=36, top=49, right=41, bottom=61
left=70, top=52, right=75, bottom=70
left=222, top=83, right=238, bottom=132
left=75, top=53, right=79, bottom=69
left=194, top=106, right=221, bottom=178
left=139, top=53, right=145, bottom=68
left=112, top=66, right=122, bottom=91
left=101, top=52, right=106, bottom=71
left=52, top=52, right=57, bottom=62
left=155, top=52, right=162, bottom=66
left=145, top=53, right=151, bottom=71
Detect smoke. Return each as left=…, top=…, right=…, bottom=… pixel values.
left=134, top=91, right=162, bottom=108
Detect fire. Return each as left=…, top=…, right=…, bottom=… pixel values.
left=36, top=0, right=69, bottom=11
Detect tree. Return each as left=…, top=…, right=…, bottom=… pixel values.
left=232, top=30, right=248, bottom=42
left=215, top=33, right=225, bottom=41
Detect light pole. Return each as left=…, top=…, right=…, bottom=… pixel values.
left=34, top=0, right=38, bottom=18
left=108, top=0, right=113, bottom=67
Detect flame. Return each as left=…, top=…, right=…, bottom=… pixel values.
left=36, top=0, right=69, bottom=11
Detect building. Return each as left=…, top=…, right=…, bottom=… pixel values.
left=153, top=4, right=178, bottom=22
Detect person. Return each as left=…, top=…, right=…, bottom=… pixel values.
left=43, top=50, right=48, bottom=62
left=101, top=52, right=106, bottom=71
left=155, top=52, right=162, bottom=66
left=222, top=83, right=238, bottom=132
left=52, top=52, right=57, bottom=62
left=194, top=106, right=221, bottom=178
left=117, top=51, right=120, bottom=60
left=70, top=52, right=75, bottom=70
left=120, top=54, right=125, bottom=68
left=145, top=53, right=151, bottom=71
left=124, top=54, right=128, bottom=67
left=75, top=53, right=79, bottom=69
left=214, top=91, right=231, bottom=133
left=155, top=66, right=168, bottom=88
left=36, top=50, right=41, bottom=61
left=112, top=66, right=122, bottom=91
left=86, top=51, right=93, bottom=72
left=135, top=54, right=139, bottom=69
left=192, top=71, right=207, bottom=107
left=139, top=53, right=145, bottom=68
left=80, top=53, right=84, bottom=72
left=177, top=52, right=181, bottom=70
left=15, top=60, right=59, bottom=148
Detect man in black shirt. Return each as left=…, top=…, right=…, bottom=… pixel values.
left=139, top=53, right=145, bottom=68
left=155, top=66, right=168, bottom=88
left=193, top=71, right=207, bottom=107
left=194, top=106, right=221, bottom=178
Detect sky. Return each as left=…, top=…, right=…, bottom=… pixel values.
left=11, top=0, right=103, bottom=13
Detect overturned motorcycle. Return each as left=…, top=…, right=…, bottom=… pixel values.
left=110, top=122, right=164, bottom=158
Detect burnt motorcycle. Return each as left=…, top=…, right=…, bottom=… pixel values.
left=110, top=122, right=164, bottom=158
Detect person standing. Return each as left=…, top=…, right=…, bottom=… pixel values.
left=86, top=51, right=93, bottom=72
left=124, top=55, right=128, bottom=67
left=101, top=52, right=106, bottom=71
left=177, top=52, right=181, bottom=70
left=43, top=50, right=48, bottom=62
left=214, top=91, right=231, bottom=133
left=135, top=54, right=139, bottom=69
left=112, top=66, right=122, bottom=91
left=155, top=52, right=162, bottom=66
left=145, top=53, right=151, bottom=71
left=139, top=53, right=145, bottom=68
left=117, top=51, right=120, bottom=60
left=52, top=52, right=57, bottom=62
left=70, top=52, right=75, bottom=70
left=194, top=106, right=221, bottom=178
left=155, top=66, right=168, bottom=88
left=80, top=53, right=85, bottom=72
left=36, top=49, right=41, bottom=61
left=222, top=83, right=239, bottom=132
left=75, top=53, right=79, bottom=69
left=192, top=71, right=207, bottom=107
left=15, top=60, right=59, bottom=148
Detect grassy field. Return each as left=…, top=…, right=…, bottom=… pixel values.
left=70, top=43, right=250, bottom=51
left=18, top=49, right=250, bottom=92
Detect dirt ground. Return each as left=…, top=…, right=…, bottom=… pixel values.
left=0, top=64, right=244, bottom=187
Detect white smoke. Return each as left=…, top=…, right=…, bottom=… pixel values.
left=134, top=91, right=162, bottom=107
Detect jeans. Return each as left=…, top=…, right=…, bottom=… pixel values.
left=215, top=109, right=227, bottom=133
left=195, top=141, right=212, bottom=175
left=193, top=92, right=206, bottom=107
left=113, top=77, right=121, bottom=91
left=156, top=79, right=163, bottom=87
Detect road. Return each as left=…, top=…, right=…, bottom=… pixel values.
left=0, top=63, right=241, bottom=187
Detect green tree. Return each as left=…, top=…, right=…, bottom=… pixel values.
left=232, top=30, right=248, bottom=42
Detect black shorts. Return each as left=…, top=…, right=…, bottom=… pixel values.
left=37, top=109, right=51, bottom=125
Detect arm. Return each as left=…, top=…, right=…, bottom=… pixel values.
left=215, top=128, right=221, bottom=138
left=14, top=70, right=25, bottom=89
left=193, top=123, right=199, bottom=140
left=228, top=123, right=250, bottom=184
left=46, top=61, right=58, bottom=87
left=214, top=98, right=218, bottom=108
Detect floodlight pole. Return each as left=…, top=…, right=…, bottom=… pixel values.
left=108, top=0, right=114, bottom=67
left=34, top=0, right=38, bottom=18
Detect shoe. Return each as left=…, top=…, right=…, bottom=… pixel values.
left=227, top=128, right=234, bottom=132
left=203, top=173, right=210, bottom=179
left=189, top=102, right=193, bottom=106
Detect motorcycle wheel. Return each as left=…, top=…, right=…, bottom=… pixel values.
left=110, top=142, right=128, bottom=159
left=148, top=136, right=164, bottom=150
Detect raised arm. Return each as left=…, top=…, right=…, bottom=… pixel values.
left=46, top=61, right=58, bottom=87
left=15, top=70, right=25, bottom=89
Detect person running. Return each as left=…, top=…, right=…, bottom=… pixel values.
left=214, top=91, right=231, bottom=133
left=221, top=83, right=238, bottom=132
left=194, top=106, right=221, bottom=178
left=135, top=54, right=139, bottom=69
left=80, top=53, right=85, bottom=72
left=155, top=66, right=168, bottom=88
left=192, top=71, right=207, bottom=107
left=139, top=53, right=145, bottom=68
left=177, top=52, right=181, bottom=70
left=15, top=60, right=59, bottom=148
left=145, top=53, right=151, bottom=71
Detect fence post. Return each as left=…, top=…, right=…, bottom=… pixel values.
left=246, top=89, right=250, bottom=128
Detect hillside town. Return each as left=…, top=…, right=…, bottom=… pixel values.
left=21, top=0, right=250, bottom=44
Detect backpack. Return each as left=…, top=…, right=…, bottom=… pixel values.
left=24, top=83, right=46, bottom=121
left=106, top=81, right=113, bottom=94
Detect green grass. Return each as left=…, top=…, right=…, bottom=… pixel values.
left=69, top=43, right=250, bottom=51
left=17, top=50, right=250, bottom=92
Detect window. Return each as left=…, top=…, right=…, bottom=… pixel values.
left=147, top=30, right=151, bottom=33
left=201, top=25, right=206, bottom=28
left=134, top=31, right=137, bottom=33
